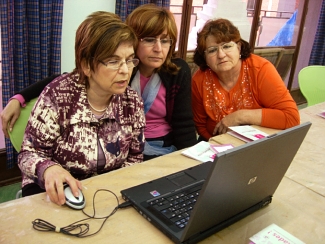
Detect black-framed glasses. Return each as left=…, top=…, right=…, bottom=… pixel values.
left=204, top=41, right=237, bottom=57
left=99, top=58, right=140, bottom=70
left=140, top=37, right=173, bottom=47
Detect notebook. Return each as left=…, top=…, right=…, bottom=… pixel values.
left=121, top=122, right=311, bottom=244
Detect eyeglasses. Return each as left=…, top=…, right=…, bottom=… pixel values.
left=99, top=58, right=139, bottom=70
left=140, top=37, right=173, bottom=47
left=204, top=41, right=237, bottom=57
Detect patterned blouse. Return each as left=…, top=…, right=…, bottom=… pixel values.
left=18, top=73, right=145, bottom=189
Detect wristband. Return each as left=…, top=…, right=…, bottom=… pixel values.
left=9, top=94, right=26, bottom=108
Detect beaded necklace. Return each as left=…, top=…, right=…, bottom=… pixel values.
left=87, top=99, right=107, bottom=113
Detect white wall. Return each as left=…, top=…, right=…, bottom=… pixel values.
left=61, top=0, right=116, bottom=73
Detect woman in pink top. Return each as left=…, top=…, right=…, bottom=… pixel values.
left=126, top=4, right=197, bottom=160
left=192, top=18, right=300, bottom=141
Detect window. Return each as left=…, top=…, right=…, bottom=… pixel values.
left=170, top=0, right=205, bottom=50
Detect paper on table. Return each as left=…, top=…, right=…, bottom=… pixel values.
left=210, top=144, right=234, bottom=153
left=181, top=141, right=216, bottom=162
left=317, top=111, right=325, bottom=119
left=249, top=223, right=305, bottom=244
left=182, top=141, right=234, bottom=162
left=228, top=125, right=269, bottom=143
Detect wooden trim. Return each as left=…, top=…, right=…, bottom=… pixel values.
left=177, top=0, right=193, bottom=60
left=249, top=0, right=263, bottom=47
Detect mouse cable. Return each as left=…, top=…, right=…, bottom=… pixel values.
left=32, top=189, right=131, bottom=238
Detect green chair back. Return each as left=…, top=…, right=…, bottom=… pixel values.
left=298, top=65, right=325, bottom=106
left=8, top=98, right=38, bottom=152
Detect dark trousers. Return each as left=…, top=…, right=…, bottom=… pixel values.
left=144, top=132, right=174, bottom=161
left=143, top=154, right=160, bottom=161
left=22, top=183, right=46, bottom=197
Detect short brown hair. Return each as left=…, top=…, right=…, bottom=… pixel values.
left=194, top=18, right=251, bottom=71
left=126, top=4, right=179, bottom=74
left=73, top=11, right=138, bottom=86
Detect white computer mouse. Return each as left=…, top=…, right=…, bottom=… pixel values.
left=64, top=185, right=86, bottom=210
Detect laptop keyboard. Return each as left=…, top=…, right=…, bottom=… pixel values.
left=148, top=186, right=201, bottom=229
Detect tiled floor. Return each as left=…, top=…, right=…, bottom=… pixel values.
left=298, top=103, right=308, bottom=110
left=0, top=182, right=21, bottom=203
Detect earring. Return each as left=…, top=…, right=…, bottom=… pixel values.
left=239, top=54, right=241, bottom=59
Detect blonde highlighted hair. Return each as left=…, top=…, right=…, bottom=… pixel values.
left=126, top=4, right=179, bottom=74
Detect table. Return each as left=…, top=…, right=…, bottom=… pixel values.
left=1, top=103, right=325, bottom=244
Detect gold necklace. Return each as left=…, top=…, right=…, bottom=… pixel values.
left=87, top=99, right=107, bottom=113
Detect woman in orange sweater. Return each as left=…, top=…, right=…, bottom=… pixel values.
left=192, top=18, right=300, bottom=141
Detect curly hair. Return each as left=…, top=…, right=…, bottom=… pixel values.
left=194, top=18, right=252, bottom=71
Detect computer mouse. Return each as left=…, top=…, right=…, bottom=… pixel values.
left=64, top=185, right=86, bottom=210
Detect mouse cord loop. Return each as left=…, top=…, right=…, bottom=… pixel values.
left=31, top=189, right=128, bottom=238
left=32, top=218, right=90, bottom=237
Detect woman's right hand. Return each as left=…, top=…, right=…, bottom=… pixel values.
left=0, top=99, right=21, bottom=138
left=43, top=165, right=82, bottom=206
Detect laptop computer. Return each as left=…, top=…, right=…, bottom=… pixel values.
left=121, top=122, right=311, bottom=244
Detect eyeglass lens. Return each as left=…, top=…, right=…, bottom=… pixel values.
left=205, top=42, right=236, bottom=56
left=141, top=38, right=172, bottom=47
left=102, top=59, right=139, bottom=70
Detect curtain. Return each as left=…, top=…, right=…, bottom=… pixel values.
left=0, top=0, right=63, bottom=168
left=309, top=0, right=325, bottom=65
left=116, top=0, right=170, bottom=21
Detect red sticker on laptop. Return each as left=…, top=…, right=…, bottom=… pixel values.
left=150, top=190, right=160, bottom=197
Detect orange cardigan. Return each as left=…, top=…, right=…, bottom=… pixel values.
left=191, top=54, right=300, bottom=140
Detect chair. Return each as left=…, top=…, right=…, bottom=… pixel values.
left=275, top=47, right=295, bottom=80
left=8, top=97, right=38, bottom=199
left=298, top=66, right=325, bottom=106
left=253, top=47, right=283, bottom=67
left=186, top=51, right=199, bottom=76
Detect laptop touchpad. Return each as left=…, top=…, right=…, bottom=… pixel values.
left=167, top=172, right=196, bottom=186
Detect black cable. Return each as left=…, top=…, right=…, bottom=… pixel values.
left=118, top=201, right=132, bottom=209
left=32, top=189, right=131, bottom=238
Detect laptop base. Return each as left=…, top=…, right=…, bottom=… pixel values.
left=181, top=196, right=272, bottom=244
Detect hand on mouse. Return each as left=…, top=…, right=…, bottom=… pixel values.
left=43, top=165, right=82, bottom=206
